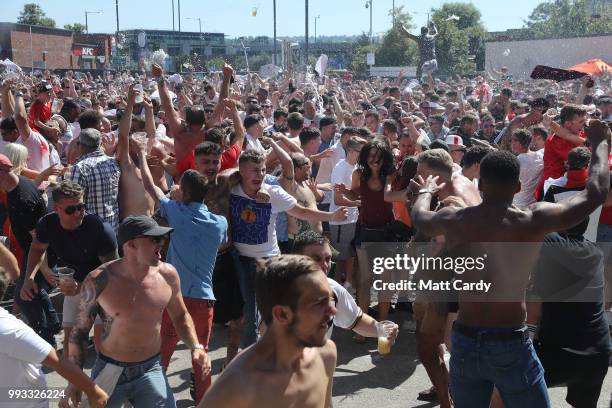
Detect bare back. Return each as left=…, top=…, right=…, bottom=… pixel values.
left=119, top=162, right=155, bottom=219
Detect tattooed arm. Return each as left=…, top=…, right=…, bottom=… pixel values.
left=68, top=266, right=110, bottom=368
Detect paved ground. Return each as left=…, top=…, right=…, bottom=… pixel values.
left=45, top=308, right=612, bottom=407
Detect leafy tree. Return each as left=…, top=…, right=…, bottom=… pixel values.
left=350, top=33, right=374, bottom=78
left=431, top=2, right=487, bottom=76
left=375, top=6, right=418, bottom=67
left=249, top=54, right=272, bottom=71
left=525, top=0, right=612, bottom=39
left=64, top=23, right=86, bottom=34
left=17, top=3, right=56, bottom=27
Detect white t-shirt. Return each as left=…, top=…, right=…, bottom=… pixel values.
left=513, top=151, right=544, bottom=208
left=230, top=183, right=297, bottom=258
left=330, top=160, right=358, bottom=225
left=326, top=278, right=362, bottom=339
left=0, top=307, right=52, bottom=408
left=316, top=140, right=346, bottom=204
left=17, top=130, right=51, bottom=172
left=245, top=133, right=265, bottom=153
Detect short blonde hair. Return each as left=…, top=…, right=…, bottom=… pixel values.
left=418, top=149, right=454, bottom=175
left=3, top=143, right=28, bottom=175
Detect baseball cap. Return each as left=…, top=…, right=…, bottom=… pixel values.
left=77, top=128, right=101, bottom=148
left=37, top=82, right=53, bottom=93
left=0, top=153, right=13, bottom=168
left=444, top=134, right=465, bottom=149
left=117, top=215, right=173, bottom=247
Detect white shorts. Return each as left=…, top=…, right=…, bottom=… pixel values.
left=330, top=223, right=357, bottom=261
left=62, top=294, right=103, bottom=327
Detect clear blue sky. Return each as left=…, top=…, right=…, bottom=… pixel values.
left=4, top=0, right=541, bottom=37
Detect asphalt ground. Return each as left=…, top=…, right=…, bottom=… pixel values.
left=44, top=307, right=612, bottom=407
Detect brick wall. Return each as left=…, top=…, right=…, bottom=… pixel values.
left=10, top=30, right=73, bottom=70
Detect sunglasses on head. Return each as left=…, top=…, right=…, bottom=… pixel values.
left=64, top=203, right=86, bottom=215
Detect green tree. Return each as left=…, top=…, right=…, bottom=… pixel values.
left=63, top=23, right=86, bottom=34
left=375, top=6, right=418, bottom=67
left=249, top=54, right=272, bottom=71
left=350, top=33, right=374, bottom=78
left=525, top=0, right=612, bottom=39
left=206, top=57, right=227, bottom=71
left=431, top=2, right=487, bottom=76
left=17, top=3, right=56, bottom=27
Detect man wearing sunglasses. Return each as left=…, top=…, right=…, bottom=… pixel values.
left=21, top=180, right=118, bottom=357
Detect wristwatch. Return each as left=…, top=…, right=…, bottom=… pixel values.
left=190, top=344, right=205, bottom=352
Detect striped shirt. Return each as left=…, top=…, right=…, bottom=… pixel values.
left=67, top=150, right=121, bottom=228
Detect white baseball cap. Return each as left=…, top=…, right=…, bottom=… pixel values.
left=445, top=134, right=465, bottom=149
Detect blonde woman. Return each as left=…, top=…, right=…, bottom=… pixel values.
left=3, top=143, right=63, bottom=188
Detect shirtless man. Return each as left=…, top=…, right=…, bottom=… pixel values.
left=286, top=152, right=325, bottom=236
left=199, top=255, right=337, bottom=408
left=396, top=148, right=481, bottom=407
left=411, top=120, right=611, bottom=407
left=153, top=63, right=231, bottom=164
left=62, top=216, right=210, bottom=407
left=117, top=84, right=155, bottom=219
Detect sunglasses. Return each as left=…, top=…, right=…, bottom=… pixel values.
left=63, top=203, right=86, bottom=215
left=136, top=235, right=167, bottom=243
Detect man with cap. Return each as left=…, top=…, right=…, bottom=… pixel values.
left=445, top=134, right=466, bottom=165
left=65, top=127, right=121, bottom=229
left=137, top=142, right=227, bottom=405
left=28, top=82, right=56, bottom=137
left=62, top=215, right=209, bottom=408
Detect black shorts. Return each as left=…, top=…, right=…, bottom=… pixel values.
left=535, top=343, right=610, bottom=408
left=212, top=249, right=244, bottom=324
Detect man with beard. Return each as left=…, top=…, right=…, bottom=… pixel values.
left=199, top=255, right=337, bottom=408
left=61, top=215, right=209, bottom=407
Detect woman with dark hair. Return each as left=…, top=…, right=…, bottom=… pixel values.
left=337, top=140, right=395, bottom=342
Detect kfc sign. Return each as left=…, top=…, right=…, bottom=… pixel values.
left=72, top=46, right=99, bottom=57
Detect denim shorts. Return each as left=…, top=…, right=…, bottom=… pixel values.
left=449, top=323, right=550, bottom=408
left=91, top=353, right=175, bottom=408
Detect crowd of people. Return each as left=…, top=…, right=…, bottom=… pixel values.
left=0, top=56, right=610, bottom=408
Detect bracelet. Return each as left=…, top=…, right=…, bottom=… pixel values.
left=190, top=343, right=205, bottom=351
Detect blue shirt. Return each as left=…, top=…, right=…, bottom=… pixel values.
left=160, top=197, right=228, bottom=300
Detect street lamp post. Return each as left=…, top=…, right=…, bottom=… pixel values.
left=304, top=0, right=309, bottom=68
left=85, top=10, right=102, bottom=34
left=369, top=0, right=373, bottom=45
left=186, top=17, right=203, bottom=68
left=314, top=15, right=320, bottom=43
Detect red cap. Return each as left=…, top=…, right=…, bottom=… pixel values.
left=0, top=153, right=13, bottom=168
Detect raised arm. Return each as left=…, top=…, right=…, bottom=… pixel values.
left=137, top=142, right=166, bottom=205
left=13, top=92, right=31, bottom=139
left=1, top=80, right=15, bottom=119
left=152, top=64, right=182, bottom=137
left=118, top=84, right=136, bottom=164
left=531, top=120, right=610, bottom=233
left=224, top=98, right=245, bottom=149
left=399, top=24, right=419, bottom=42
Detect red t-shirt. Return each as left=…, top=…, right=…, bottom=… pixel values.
left=175, top=143, right=242, bottom=177
left=535, top=132, right=585, bottom=200
left=27, top=100, right=52, bottom=132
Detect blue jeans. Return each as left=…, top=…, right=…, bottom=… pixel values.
left=91, top=353, right=175, bottom=408
left=234, top=254, right=258, bottom=348
left=449, top=324, right=550, bottom=408
left=14, top=274, right=60, bottom=346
